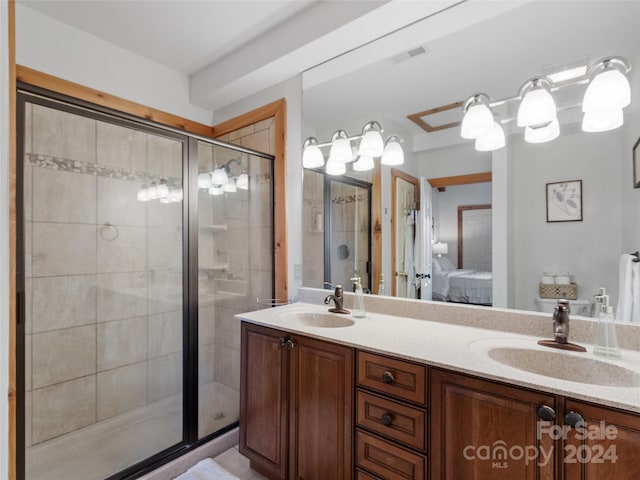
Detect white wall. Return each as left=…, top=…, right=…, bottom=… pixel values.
left=1, top=2, right=10, bottom=476
left=16, top=5, right=213, bottom=125
left=212, top=75, right=303, bottom=301
left=418, top=141, right=491, bottom=178
left=512, top=126, right=623, bottom=311
left=432, top=182, right=492, bottom=268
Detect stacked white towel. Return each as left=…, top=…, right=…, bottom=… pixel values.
left=173, top=458, right=239, bottom=480
left=616, top=254, right=640, bottom=323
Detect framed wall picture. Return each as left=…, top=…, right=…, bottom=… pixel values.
left=634, top=136, right=640, bottom=188
left=546, top=180, right=582, bottom=222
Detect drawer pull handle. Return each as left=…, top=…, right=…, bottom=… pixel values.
left=537, top=405, right=556, bottom=422
left=564, top=411, right=585, bottom=429
left=382, top=371, right=395, bottom=384
left=381, top=413, right=393, bottom=426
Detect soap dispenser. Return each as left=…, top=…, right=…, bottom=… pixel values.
left=350, top=277, right=366, bottom=318
left=593, top=288, right=621, bottom=358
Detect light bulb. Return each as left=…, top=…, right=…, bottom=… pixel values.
left=222, top=178, right=237, bottom=193
left=583, top=67, right=631, bottom=112
left=302, top=137, right=325, bottom=169
left=517, top=85, right=557, bottom=127
left=461, top=102, right=494, bottom=139
left=198, top=173, right=212, bottom=189
left=524, top=118, right=560, bottom=144
left=352, top=155, right=375, bottom=172
left=236, top=173, right=249, bottom=190
left=381, top=136, right=404, bottom=166
left=156, top=181, right=169, bottom=199
left=147, top=184, right=159, bottom=200
left=475, top=122, right=505, bottom=151
left=359, top=122, right=384, bottom=157
left=328, top=130, right=353, bottom=163
left=211, top=167, right=228, bottom=186
left=582, top=109, right=623, bottom=132
left=137, top=186, right=150, bottom=202
left=325, top=159, right=346, bottom=176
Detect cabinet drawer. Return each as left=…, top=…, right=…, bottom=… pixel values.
left=357, top=469, right=383, bottom=480
left=357, top=351, right=426, bottom=405
left=356, top=430, right=426, bottom=480
left=357, top=390, right=426, bottom=451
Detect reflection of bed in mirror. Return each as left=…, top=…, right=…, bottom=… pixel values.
left=432, top=257, right=492, bottom=306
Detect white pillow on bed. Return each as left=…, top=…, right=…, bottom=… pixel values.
left=436, top=256, right=456, bottom=271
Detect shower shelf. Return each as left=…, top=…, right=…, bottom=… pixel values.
left=199, top=264, right=229, bottom=272
left=200, top=224, right=228, bottom=232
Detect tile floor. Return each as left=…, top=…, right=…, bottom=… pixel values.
left=213, top=446, right=267, bottom=480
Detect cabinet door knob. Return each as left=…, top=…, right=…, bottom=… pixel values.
left=537, top=405, right=556, bottom=422
left=381, top=413, right=393, bottom=426
left=564, top=411, right=585, bottom=428
left=286, top=339, right=296, bottom=350
left=381, top=371, right=395, bottom=384
left=278, top=337, right=287, bottom=348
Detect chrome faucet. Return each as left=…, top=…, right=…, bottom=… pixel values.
left=324, top=283, right=350, bottom=314
left=553, top=299, right=570, bottom=344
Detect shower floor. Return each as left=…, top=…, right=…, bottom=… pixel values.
left=26, top=381, right=239, bottom=480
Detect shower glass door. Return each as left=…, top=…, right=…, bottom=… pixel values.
left=19, top=95, right=186, bottom=480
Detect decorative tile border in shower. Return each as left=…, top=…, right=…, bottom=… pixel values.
left=26, top=153, right=182, bottom=188
left=331, top=193, right=368, bottom=205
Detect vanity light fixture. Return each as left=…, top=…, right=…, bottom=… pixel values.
left=302, top=120, right=404, bottom=174
left=211, top=167, right=229, bottom=187
left=460, top=55, right=631, bottom=151
left=136, top=180, right=183, bottom=203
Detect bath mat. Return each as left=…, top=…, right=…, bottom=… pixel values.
left=173, top=458, right=240, bottom=480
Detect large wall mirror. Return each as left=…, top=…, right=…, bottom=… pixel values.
left=301, top=0, right=640, bottom=317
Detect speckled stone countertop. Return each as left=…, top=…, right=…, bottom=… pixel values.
left=236, top=288, right=640, bottom=414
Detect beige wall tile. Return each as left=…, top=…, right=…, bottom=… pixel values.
left=147, top=135, right=183, bottom=179
left=24, top=165, right=32, bottom=222
left=214, top=344, right=240, bottom=391
left=32, top=325, right=96, bottom=389
left=253, top=117, right=273, bottom=132
left=31, top=376, right=96, bottom=444
left=198, top=306, right=216, bottom=346
left=33, top=168, right=97, bottom=224
left=97, top=177, right=146, bottom=227
left=97, top=225, right=147, bottom=273
left=148, top=353, right=181, bottom=402
left=32, top=104, right=97, bottom=163
left=97, top=272, right=147, bottom=322
left=25, top=334, right=32, bottom=392
left=240, top=129, right=270, bottom=154
left=248, top=226, right=272, bottom=272
left=25, top=278, right=32, bottom=335
left=198, top=343, right=215, bottom=385
left=32, top=223, right=96, bottom=277
left=24, top=102, right=33, bottom=154
left=227, top=124, right=254, bottom=141
left=25, top=221, right=32, bottom=278
left=148, top=271, right=183, bottom=315
left=32, top=275, right=97, bottom=333
left=96, top=121, right=147, bottom=172
left=197, top=141, right=214, bottom=172
left=96, top=362, right=147, bottom=421
left=97, top=317, right=147, bottom=372
left=148, top=310, right=182, bottom=358
left=214, top=307, right=240, bottom=350
left=147, top=198, right=182, bottom=228
left=25, top=391, right=32, bottom=447
left=148, top=227, right=183, bottom=272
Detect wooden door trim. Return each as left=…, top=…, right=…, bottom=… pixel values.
left=427, top=171, right=491, bottom=192
left=457, top=204, right=491, bottom=269
left=8, top=1, right=17, bottom=479
left=390, top=169, right=419, bottom=296
left=211, top=99, right=288, bottom=302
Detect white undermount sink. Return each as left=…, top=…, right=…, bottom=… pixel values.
left=282, top=311, right=355, bottom=328
left=487, top=347, right=640, bottom=387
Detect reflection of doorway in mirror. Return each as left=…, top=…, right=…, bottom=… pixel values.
left=458, top=205, right=492, bottom=271
left=392, top=169, right=420, bottom=298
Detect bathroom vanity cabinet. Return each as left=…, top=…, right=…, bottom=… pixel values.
left=239, top=322, right=353, bottom=480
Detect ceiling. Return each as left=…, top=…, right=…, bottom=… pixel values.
left=17, top=0, right=640, bottom=143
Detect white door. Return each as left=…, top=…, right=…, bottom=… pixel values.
left=462, top=208, right=492, bottom=271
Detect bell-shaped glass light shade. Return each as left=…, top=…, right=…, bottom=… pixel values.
left=381, top=136, right=404, bottom=166
left=583, top=68, right=631, bottom=112
left=302, top=138, right=325, bottom=169
left=137, top=186, right=151, bottom=202
left=582, top=109, right=624, bottom=132
left=147, top=184, right=159, bottom=200
left=517, top=87, right=557, bottom=127
left=524, top=118, right=560, bottom=144
left=475, top=122, right=505, bottom=151
left=359, top=122, right=384, bottom=157
left=211, top=168, right=229, bottom=186
left=325, top=159, right=346, bottom=176
left=169, top=188, right=182, bottom=202
left=352, top=155, right=375, bottom=172
left=156, top=181, right=170, bottom=199
left=222, top=178, right=237, bottom=193
left=208, top=185, right=223, bottom=196
left=328, top=130, right=353, bottom=163
left=461, top=103, right=494, bottom=139
left=236, top=173, right=249, bottom=190
left=198, top=173, right=212, bottom=189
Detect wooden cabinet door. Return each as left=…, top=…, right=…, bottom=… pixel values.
left=289, top=335, right=354, bottom=480
left=430, top=368, right=557, bottom=480
left=240, top=323, right=288, bottom=480
left=563, top=399, right=640, bottom=480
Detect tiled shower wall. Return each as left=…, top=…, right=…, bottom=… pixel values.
left=24, top=103, right=184, bottom=446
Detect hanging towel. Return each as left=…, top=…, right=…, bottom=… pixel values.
left=404, top=214, right=416, bottom=298
left=173, top=458, right=240, bottom=480
left=413, top=212, right=423, bottom=298
left=616, top=254, right=634, bottom=323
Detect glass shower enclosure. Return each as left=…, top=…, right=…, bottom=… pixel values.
left=16, top=90, right=274, bottom=480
